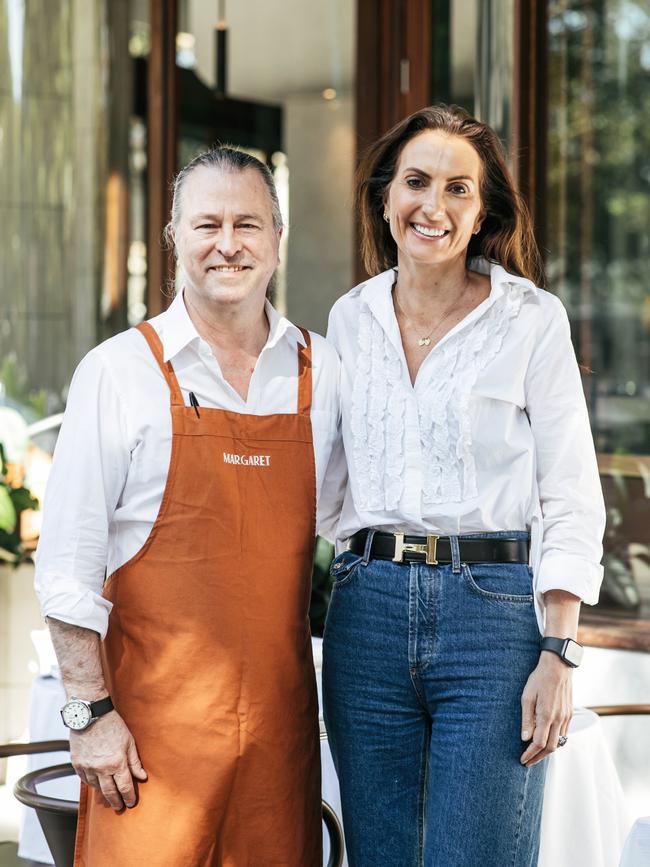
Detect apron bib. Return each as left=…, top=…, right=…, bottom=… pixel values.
left=74, top=321, right=321, bottom=866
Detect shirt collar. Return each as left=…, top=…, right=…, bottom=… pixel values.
left=263, top=299, right=308, bottom=350
left=155, top=291, right=306, bottom=363
left=359, top=258, right=539, bottom=320
left=467, top=257, right=540, bottom=299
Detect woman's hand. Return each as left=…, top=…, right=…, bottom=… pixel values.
left=519, top=652, right=573, bottom=766
left=520, top=588, right=580, bottom=766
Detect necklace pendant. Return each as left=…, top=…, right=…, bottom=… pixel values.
left=419, top=337, right=431, bottom=347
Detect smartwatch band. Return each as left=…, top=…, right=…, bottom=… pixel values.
left=540, top=637, right=582, bottom=668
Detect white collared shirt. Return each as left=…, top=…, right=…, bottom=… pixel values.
left=35, top=292, right=342, bottom=638
left=324, top=259, right=606, bottom=627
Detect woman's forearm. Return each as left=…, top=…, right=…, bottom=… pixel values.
left=543, top=589, right=581, bottom=640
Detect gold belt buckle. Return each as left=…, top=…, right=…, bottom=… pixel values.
left=392, top=533, right=439, bottom=565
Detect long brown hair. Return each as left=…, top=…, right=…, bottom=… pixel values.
left=356, top=104, right=545, bottom=286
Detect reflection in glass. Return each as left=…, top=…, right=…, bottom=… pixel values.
left=547, top=0, right=650, bottom=617
left=429, top=1, right=513, bottom=149
left=475, top=0, right=513, bottom=145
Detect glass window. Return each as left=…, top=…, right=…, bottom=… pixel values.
left=0, top=0, right=149, bottom=415
left=174, top=0, right=356, bottom=335
left=0, top=0, right=149, bottom=546
left=429, top=0, right=514, bottom=147
left=546, top=0, right=650, bottom=622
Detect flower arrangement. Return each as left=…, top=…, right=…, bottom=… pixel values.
left=0, top=442, right=39, bottom=565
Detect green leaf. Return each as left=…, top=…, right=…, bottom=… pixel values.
left=0, top=486, right=17, bottom=533
left=10, top=487, right=39, bottom=512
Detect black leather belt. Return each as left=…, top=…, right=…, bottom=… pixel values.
left=349, top=530, right=529, bottom=566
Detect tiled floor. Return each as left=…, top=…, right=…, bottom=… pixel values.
left=0, top=841, right=49, bottom=867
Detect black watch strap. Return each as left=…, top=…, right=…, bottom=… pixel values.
left=89, top=696, right=114, bottom=719
left=540, top=637, right=582, bottom=668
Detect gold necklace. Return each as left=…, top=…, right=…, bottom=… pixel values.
left=394, top=278, right=470, bottom=348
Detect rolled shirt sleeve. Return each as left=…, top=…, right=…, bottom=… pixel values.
left=34, top=350, right=131, bottom=638
left=315, top=316, right=346, bottom=542
left=316, top=428, right=347, bottom=543
left=525, top=295, right=606, bottom=605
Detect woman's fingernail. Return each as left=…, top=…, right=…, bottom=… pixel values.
left=521, top=730, right=530, bottom=740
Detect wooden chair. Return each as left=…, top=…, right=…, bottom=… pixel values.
left=587, top=703, right=650, bottom=718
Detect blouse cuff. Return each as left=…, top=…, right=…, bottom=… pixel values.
left=36, top=575, right=113, bottom=639
left=535, top=553, right=604, bottom=606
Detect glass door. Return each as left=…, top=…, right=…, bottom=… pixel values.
left=546, top=0, right=650, bottom=623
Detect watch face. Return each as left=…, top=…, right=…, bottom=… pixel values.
left=564, top=640, right=584, bottom=667
left=62, top=700, right=92, bottom=730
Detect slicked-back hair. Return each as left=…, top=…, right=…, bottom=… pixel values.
left=356, top=104, right=545, bottom=287
left=163, top=146, right=283, bottom=250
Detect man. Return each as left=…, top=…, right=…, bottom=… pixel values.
left=35, top=148, right=342, bottom=866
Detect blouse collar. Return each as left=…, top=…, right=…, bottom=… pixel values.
left=357, top=258, right=539, bottom=354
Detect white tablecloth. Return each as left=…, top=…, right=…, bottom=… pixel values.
left=17, top=674, right=76, bottom=864
left=313, top=638, right=348, bottom=867
left=619, top=816, right=650, bottom=867
left=538, top=707, right=630, bottom=867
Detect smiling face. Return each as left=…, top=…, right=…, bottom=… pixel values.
left=173, top=165, right=281, bottom=311
left=384, top=129, right=484, bottom=271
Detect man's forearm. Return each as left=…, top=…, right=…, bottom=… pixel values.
left=47, top=617, right=108, bottom=699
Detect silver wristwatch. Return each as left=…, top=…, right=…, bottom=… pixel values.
left=60, top=695, right=114, bottom=731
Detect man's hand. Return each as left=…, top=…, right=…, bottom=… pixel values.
left=519, top=651, right=572, bottom=766
left=71, top=711, right=147, bottom=810
left=45, top=618, right=147, bottom=809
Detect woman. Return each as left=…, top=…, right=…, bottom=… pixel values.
left=322, top=105, right=605, bottom=866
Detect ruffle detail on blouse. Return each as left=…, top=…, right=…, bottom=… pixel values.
left=350, top=308, right=406, bottom=511
left=418, top=283, right=527, bottom=504
left=349, top=283, right=527, bottom=510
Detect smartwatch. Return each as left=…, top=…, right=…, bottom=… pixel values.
left=60, top=696, right=114, bottom=731
left=540, top=637, right=583, bottom=668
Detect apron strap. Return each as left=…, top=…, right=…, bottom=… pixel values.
left=297, top=328, right=313, bottom=417
left=136, top=321, right=185, bottom=407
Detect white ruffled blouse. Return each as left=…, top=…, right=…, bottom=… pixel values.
left=324, top=259, right=606, bottom=624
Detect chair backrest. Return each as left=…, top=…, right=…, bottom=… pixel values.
left=588, top=704, right=650, bottom=717
left=13, top=763, right=77, bottom=867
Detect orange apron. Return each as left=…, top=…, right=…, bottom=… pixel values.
left=74, top=321, right=322, bottom=866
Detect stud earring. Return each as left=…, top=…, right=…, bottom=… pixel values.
left=383, top=212, right=389, bottom=222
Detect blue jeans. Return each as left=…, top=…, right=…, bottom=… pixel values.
left=322, top=532, right=546, bottom=867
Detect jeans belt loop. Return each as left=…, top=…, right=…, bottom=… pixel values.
left=362, top=529, right=377, bottom=566
left=449, top=536, right=461, bottom=573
